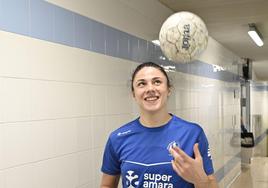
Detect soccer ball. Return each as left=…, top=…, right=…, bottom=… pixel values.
left=159, top=11, right=208, bottom=63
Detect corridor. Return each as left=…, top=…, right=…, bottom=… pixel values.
left=230, top=157, right=268, bottom=188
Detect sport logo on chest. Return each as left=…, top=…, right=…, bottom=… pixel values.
left=125, top=170, right=174, bottom=188
left=126, top=170, right=139, bottom=188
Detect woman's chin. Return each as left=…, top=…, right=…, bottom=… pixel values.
left=141, top=106, right=162, bottom=114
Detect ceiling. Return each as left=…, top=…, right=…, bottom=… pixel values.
left=158, top=0, right=268, bottom=81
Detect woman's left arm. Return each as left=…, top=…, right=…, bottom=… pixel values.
left=170, top=143, right=218, bottom=188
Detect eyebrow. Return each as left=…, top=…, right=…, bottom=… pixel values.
left=152, top=77, right=162, bottom=80
left=135, top=77, right=163, bottom=82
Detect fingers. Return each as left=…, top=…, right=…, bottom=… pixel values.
left=170, top=143, right=201, bottom=162
left=170, top=148, right=185, bottom=164
left=170, top=143, right=207, bottom=185
left=193, top=143, right=201, bottom=159
left=171, top=146, right=188, bottom=160
left=171, top=160, right=183, bottom=176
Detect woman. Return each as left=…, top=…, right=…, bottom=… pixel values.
left=100, top=62, right=218, bottom=188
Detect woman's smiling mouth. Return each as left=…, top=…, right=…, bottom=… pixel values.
left=144, top=96, right=159, bottom=101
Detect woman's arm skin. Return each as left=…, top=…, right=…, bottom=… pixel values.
left=170, top=143, right=218, bottom=188
left=100, top=173, right=120, bottom=188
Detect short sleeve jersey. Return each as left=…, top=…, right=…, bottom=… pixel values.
left=101, top=115, right=214, bottom=188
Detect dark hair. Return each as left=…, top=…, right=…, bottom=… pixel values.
left=131, top=62, right=172, bottom=92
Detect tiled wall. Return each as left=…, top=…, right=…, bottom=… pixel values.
left=250, top=83, right=268, bottom=157
left=0, top=0, right=252, bottom=188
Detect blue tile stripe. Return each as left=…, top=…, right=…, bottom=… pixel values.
left=215, top=152, right=241, bottom=182
left=0, top=0, right=240, bottom=83
left=251, top=80, right=268, bottom=91
left=215, top=129, right=268, bottom=182
left=254, top=129, right=268, bottom=145
left=251, top=85, right=268, bottom=91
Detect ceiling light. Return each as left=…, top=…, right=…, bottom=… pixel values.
left=248, top=23, right=264, bottom=47
left=152, top=40, right=160, bottom=46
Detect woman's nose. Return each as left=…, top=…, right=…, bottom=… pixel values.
left=146, top=83, right=155, bottom=91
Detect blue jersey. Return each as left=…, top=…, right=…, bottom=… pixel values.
left=101, top=115, right=214, bottom=188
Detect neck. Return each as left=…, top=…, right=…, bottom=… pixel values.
left=139, top=110, right=172, bottom=128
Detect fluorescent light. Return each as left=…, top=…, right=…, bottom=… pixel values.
left=248, top=30, right=264, bottom=46
left=152, top=40, right=160, bottom=46
left=248, top=24, right=264, bottom=47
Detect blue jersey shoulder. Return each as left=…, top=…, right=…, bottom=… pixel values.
left=109, top=115, right=204, bottom=142
left=171, top=115, right=203, bottom=133
left=109, top=118, right=139, bottom=139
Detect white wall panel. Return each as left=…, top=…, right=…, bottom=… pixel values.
left=0, top=1, right=249, bottom=188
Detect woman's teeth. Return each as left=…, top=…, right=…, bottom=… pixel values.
left=145, top=96, right=158, bottom=101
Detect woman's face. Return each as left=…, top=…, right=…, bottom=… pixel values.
left=132, top=67, right=170, bottom=115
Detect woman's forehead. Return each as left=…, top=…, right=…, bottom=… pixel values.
left=134, top=67, right=166, bottom=80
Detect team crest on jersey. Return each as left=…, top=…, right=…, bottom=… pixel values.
left=126, top=170, right=139, bottom=188
left=167, top=141, right=180, bottom=155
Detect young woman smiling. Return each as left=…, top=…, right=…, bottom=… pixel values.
left=100, top=62, right=218, bottom=188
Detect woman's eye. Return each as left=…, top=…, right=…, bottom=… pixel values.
left=137, top=82, right=145, bottom=87
left=154, top=80, right=161, bottom=85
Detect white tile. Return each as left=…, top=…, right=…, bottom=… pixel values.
left=180, top=90, right=189, bottom=109
left=105, top=85, right=132, bottom=115
left=189, top=109, right=199, bottom=123
left=0, top=78, right=4, bottom=123
left=91, top=116, right=107, bottom=149
left=0, top=125, right=4, bottom=170
left=54, top=119, right=77, bottom=156
left=53, top=154, right=78, bottom=188
left=53, top=82, right=82, bottom=117
left=6, top=164, right=36, bottom=188
left=174, top=89, right=182, bottom=110
left=90, top=85, right=106, bottom=116
left=4, top=124, right=34, bottom=168
left=88, top=150, right=94, bottom=182
left=0, top=32, right=31, bottom=78
left=2, top=121, right=57, bottom=169
left=68, top=84, right=91, bottom=117
left=77, top=151, right=92, bottom=186
left=192, top=91, right=199, bottom=108
left=180, top=109, right=190, bottom=121
left=0, top=170, right=6, bottom=188
left=76, top=117, right=92, bottom=151
left=28, top=80, right=61, bottom=120
left=167, top=89, right=176, bottom=111
left=2, top=78, right=31, bottom=122
left=199, top=107, right=209, bottom=126
left=77, top=182, right=92, bottom=188
left=92, top=148, right=104, bottom=183
left=30, top=159, right=58, bottom=188
left=88, top=54, right=132, bottom=85
left=118, top=114, right=133, bottom=128
left=131, top=99, right=140, bottom=115
left=28, top=81, right=91, bottom=120
left=30, top=121, right=55, bottom=161
left=105, top=115, right=119, bottom=136
left=70, top=49, right=93, bottom=83
left=199, top=90, right=208, bottom=107
left=102, top=59, right=132, bottom=86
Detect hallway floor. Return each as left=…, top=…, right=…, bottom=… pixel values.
left=230, top=157, right=268, bottom=188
